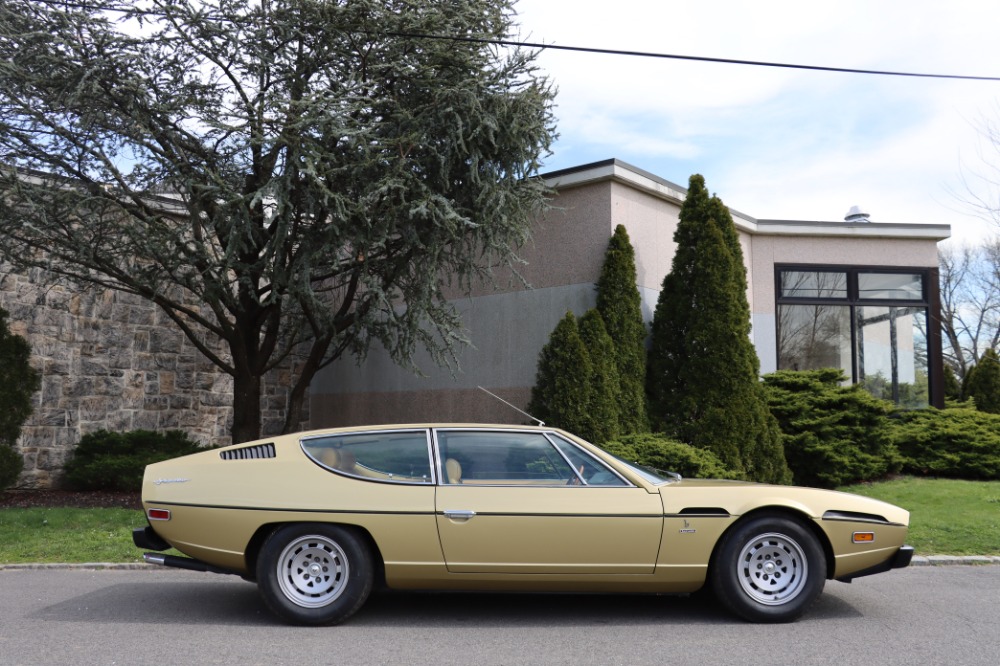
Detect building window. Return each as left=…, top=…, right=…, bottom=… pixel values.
left=776, top=266, right=930, bottom=408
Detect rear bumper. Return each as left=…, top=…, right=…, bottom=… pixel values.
left=836, top=545, right=914, bottom=583
left=133, top=526, right=170, bottom=552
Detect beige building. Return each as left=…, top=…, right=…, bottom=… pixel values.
left=309, top=159, right=949, bottom=427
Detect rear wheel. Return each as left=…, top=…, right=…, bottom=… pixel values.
left=711, top=514, right=826, bottom=623
left=256, top=523, right=373, bottom=626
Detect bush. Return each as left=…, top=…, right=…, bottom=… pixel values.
left=966, top=349, right=1000, bottom=413
left=63, top=429, right=203, bottom=491
left=763, top=369, right=900, bottom=488
left=601, top=433, right=742, bottom=480
left=889, top=407, right=1000, bottom=480
left=0, top=444, right=23, bottom=490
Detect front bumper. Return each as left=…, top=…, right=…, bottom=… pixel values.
left=836, top=545, right=914, bottom=583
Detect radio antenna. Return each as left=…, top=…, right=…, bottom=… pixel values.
left=477, top=386, right=544, bottom=426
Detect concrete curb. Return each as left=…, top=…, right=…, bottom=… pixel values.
left=2, top=557, right=1000, bottom=571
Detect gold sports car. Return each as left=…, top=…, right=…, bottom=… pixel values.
left=133, top=424, right=913, bottom=625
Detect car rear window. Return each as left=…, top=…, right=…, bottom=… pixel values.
left=301, top=430, right=433, bottom=484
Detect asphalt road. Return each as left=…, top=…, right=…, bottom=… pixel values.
left=1, top=566, right=998, bottom=665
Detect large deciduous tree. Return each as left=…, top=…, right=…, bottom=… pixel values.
left=647, top=174, right=790, bottom=484
left=0, top=0, right=554, bottom=442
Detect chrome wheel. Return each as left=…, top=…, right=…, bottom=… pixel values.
left=257, top=524, right=373, bottom=625
left=711, top=514, right=826, bottom=623
left=276, top=534, right=350, bottom=608
left=737, top=532, right=808, bottom=605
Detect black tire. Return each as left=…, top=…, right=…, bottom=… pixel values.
left=710, top=514, right=826, bottom=623
left=256, top=523, right=374, bottom=626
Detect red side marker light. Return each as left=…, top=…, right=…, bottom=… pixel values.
left=147, top=508, right=171, bottom=521
left=853, top=531, right=875, bottom=543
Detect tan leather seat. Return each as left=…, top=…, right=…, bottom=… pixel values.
left=445, top=458, right=462, bottom=484
left=320, top=448, right=340, bottom=469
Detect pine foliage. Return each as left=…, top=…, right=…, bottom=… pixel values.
left=528, top=313, right=594, bottom=437
left=577, top=310, right=622, bottom=444
left=647, top=174, right=790, bottom=483
left=595, top=225, right=648, bottom=433
left=763, top=369, right=899, bottom=488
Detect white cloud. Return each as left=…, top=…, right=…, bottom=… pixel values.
left=514, top=0, right=1000, bottom=245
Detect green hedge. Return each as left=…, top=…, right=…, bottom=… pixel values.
left=763, top=369, right=900, bottom=488
left=601, top=433, right=741, bottom=480
left=889, top=407, right=1000, bottom=480
left=63, top=430, right=204, bottom=492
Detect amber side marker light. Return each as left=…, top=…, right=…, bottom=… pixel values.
left=147, top=509, right=171, bottom=521
left=853, top=531, right=875, bottom=543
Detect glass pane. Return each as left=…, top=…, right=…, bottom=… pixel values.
left=856, top=306, right=929, bottom=408
left=437, top=431, right=576, bottom=485
left=777, top=304, right=852, bottom=378
left=548, top=434, right=628, bottom=486
left=302, top=431, right=433, bottom=483
left=858, top=273, right=923, bottom=301
left=780, top=271, right=847, bottom=299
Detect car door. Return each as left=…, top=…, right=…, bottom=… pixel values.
left=434, top=429, right=663, bottom=574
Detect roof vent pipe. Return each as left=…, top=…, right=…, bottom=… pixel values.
left=845, top=205, right=870, bottom=223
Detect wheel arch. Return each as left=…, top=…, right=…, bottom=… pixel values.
left=708, top=507, right=836, bottom=580
left=244, top=521, right=386, bottom=585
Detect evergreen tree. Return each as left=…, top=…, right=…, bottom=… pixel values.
left=966, top=348, right=1000, bottom=413
left=0, top=307, right=40, bottom=489
left=943, top=364, right=962, bottom=402
left=595, top=225, right=648, bottom=433
left=528, top=313, right=593, bottom=436
left=577, top=310, right=622, bottom=444
left=0, top=0, right=555, bottom=442
left=647, top=175, right=790, bottom=483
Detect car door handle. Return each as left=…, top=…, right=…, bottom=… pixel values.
left=443, top=510, right=476, bottom=521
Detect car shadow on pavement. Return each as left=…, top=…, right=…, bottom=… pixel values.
left=30, top=577, right=864, bottom=627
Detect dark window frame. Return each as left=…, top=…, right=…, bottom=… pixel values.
left=774, top=263, right=943, bottom=408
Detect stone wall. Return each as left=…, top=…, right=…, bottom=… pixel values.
left=0, top=266, right=307, bottom=489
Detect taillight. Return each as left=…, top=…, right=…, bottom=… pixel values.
left=147, top=508, right=171, bottom=521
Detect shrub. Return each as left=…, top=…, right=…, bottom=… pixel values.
left=966, top=349, right=1000, bottom=413
left=763, top=369, right=900, bottom=488
left=0, top=444, right=23, bottom=490
left=63, top=429, right=203, bottom=491
left=889, top=407, right=1000, bottom=480
left=601, top=433, right=741, bottom=480
left=528, top=312, right=594, bottom=439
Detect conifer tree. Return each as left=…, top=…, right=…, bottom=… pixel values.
left=577, top=310, right=622, bottom=444
left=596, top=225, right=648, bottom=433
left=966, top=348, right=1000, bottom=413
left=647, top=175, right=790, bottom=483
left=528, top=313, right=593, bottom=436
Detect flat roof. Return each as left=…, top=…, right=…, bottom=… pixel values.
left=542, top=159, right=951, bottom=241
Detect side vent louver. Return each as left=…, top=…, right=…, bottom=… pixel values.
left=220, top=443, right=276, bottom=460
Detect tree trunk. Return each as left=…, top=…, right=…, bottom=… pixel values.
left=231, top=370, right=263, bottom=444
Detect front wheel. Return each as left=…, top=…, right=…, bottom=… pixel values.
left=256, top=523, right=374, bottom=626
left=711, top=514, right=826, bottom=623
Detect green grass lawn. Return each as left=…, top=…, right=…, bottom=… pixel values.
left=0, top=507, right=150, bottom=564
left=838, top=477, right=1000, bottom=557
left=1, top=477, right=998, bottom=563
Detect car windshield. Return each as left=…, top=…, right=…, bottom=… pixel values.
left=610, top=454, right=681, bottom=485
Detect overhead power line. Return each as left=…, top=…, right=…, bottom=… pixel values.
left=394, top=33, right=1000, bottom=82
left=21, top=0, right=1000, bottom=82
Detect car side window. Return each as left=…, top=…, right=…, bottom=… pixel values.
left=301, top=431, right=433, bottom=484
left=437, top=431, right=580, bottom=485
left=548, top=434, right=629, bottom=486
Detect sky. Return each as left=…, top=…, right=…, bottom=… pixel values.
left=512, top=0, right=1000, bottom=246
